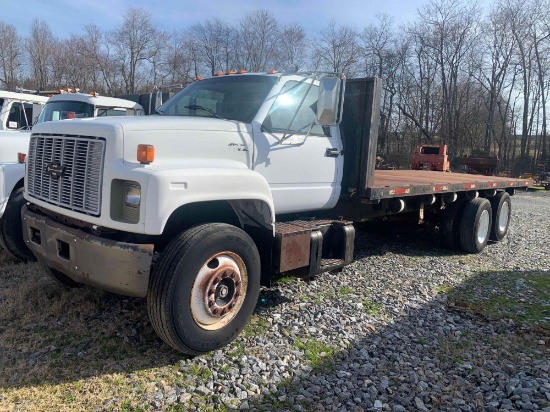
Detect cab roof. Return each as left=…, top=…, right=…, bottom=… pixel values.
left=47, top=93, right=143, bottom=110
left=0, top=90, right=49, bottom=103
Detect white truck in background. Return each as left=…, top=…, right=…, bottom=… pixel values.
left=0, top=92, right=144, bottom=261
left=0, top=90, right=49, bottom=131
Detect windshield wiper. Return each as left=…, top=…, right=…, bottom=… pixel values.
left=154, top=108, right=165, bottom=115
left=184, top=105, right=225, bottom=120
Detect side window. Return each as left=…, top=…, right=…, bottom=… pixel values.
left=97, top=108, right=128, bottom=117
left=23, top=103, right=34, bottom=128
left=262, top=81, right=326, bottom=136
left=7, top=102, right=23, bottom=129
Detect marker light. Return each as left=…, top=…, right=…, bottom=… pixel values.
left=137, top=144, right=155, bottom=164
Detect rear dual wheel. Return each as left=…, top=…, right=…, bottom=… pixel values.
left=489, top=192, right=511, bottom=241
left=440, top=199, right=466, bottom=250
left=459, top=198, right=492, bottom=254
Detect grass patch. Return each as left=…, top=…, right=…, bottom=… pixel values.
left=294, top=339, right=335, bottom=369
left=188, top=364, right=212, bottom=381
left=243, top=315, right=270, bottom=338
left=435, top=284, right=454, bottom=294
left=438, top=335, right=473, bottom=364
left=274, top=275, right=296, bottom=285
left=448, top=271, right=550, bottom=329
left=363, top=299, right=383, bottom=315
left=338, top=287, right=353, bottom=295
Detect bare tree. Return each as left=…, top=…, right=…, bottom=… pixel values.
left=0, top=22, right=23, bottom=90
left=530, top=0, right=550, bottom=161
left=26, top=19, right=56, bottom=89
left=471, top=3, right=516, bottom=155
left=413, top=0, right=480, bottom=153
left=362, top=14, right=394, bottom=78
left=190, top=18, right=237, bottom=75
left=78, top=24, right=119, bottom=94
left=110, top=7, right=159, bottom=94
left=361, top=14, right=401, bottom=153
left=312, top=20, right=359, bottom=76
left=239, top=10, right=279, bottom=72
left=504, top=0, right=536, bottom=159
left=277, top=23, right=308, bottom=71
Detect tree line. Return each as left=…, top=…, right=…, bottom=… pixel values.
left=0, top=0, right=548, bottom=175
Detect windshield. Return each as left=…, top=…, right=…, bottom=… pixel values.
left=157, top=75, right=277, bottom=123
left=36, top=101, right=94, bottom=124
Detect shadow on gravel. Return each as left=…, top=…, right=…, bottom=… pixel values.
left=0, top=218, right=548, bottom=411
left=352, top=221, right=465, bottom=261
left=245, top=268, right=550, bottom=411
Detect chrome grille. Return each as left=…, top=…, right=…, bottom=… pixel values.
left=27, top=134, right=106, bottom=215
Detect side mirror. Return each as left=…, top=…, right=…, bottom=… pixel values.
left=316, top=76, right=345, bottom=126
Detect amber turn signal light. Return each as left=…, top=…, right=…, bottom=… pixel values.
left=137, top=144, right=154, bottom=164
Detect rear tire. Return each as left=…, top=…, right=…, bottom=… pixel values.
left=0, top=187, right=37, bottom=262
left=459, top=198, right=492, bottom=254
left=489, top=192, right=511, bottom=241
left=147, top=223, right=261, bottom=355
left=440, top=200, right=466, bottom=250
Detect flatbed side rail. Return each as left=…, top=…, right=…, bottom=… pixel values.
left=365, top=170, right=531, bottom=201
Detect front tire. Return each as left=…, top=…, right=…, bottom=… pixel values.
left=0, top=187, right=37, bottom=262
left=489, top=192, right=511, bottom=241
left=147, top=223, right=261, bottom=355
left=459, top=198, right=492, bottom=254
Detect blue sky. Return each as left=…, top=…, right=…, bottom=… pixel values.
left=0, top=0, right=451, bottom=38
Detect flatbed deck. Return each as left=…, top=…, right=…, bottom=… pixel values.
left=366, top=170, right=531, bottom=200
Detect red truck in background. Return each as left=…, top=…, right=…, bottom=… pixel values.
left=411, top=144, right=450, bottom=172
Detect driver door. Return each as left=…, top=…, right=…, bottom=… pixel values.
left=252, top=80, right=343, bottom=214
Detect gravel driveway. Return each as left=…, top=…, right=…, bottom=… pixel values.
left=0, top=190, right=549, bottom=411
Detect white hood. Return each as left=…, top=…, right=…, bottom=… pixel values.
left=31, top=115, right=254, bottom=169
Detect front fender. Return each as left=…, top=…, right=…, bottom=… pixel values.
left=144, top=167, right=275, bottom=234
left=0, top=163, right=24, bottom=218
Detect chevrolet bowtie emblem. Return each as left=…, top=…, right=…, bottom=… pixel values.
left=45, top=162, right=66, bottom=179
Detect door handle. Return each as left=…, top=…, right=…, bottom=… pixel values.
left=326, top=148, right=341, bottom=157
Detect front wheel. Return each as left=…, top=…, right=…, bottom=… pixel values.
left=0, top=187, right=37, bottom=262
left=147, top=223, right=261, bottom=355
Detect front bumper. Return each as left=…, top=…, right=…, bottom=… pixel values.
left=22, top=206, right=154, bottom=297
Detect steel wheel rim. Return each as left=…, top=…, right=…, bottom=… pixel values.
left=498, top=202, right=510, bottom=233
left=190, top=252, right=248, bottom=331
left=477, top=209, right=490, bottom=244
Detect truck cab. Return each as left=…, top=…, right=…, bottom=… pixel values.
left=0, top=92, right=144, bottom=261
left=0, top=91, right=48, bottom=131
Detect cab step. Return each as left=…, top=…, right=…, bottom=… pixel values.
left=273, top=219, right=354, bottom=277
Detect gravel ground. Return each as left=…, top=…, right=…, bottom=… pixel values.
left=1, top=190, right=549, bottom=411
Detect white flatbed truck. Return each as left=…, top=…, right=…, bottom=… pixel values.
left=20, top=73, right=529, bottom=354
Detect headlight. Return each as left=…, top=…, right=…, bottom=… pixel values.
left=124, top=182, right=141, bottom=208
